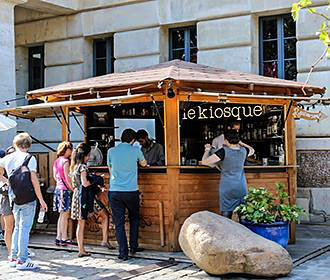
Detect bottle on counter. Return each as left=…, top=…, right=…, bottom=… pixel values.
left=203, top=125, right=209, bottom=141
left=247, top=124, right=251, bottom=140
left=278, top=144, right=285, bottom=165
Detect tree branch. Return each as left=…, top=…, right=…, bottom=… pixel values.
left=302, top=46, right=329, bottom=95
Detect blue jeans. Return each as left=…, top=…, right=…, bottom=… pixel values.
left=11, top=201, right=36, bottom=262
left=109, top=191, right=140, bottom=257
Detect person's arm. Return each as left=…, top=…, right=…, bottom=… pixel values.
left=53, top=165, right=57, bottom=182
left=0, top=167, right=8, bottom=186
left=81, top=170, right=91, bottom=188
left=201, top=144, right=222, bottom=166
left=239, top=141, right=255, bottom=157
left=107, top=149, right=112, bottom=176
left=28, top=156, right=47, bottom=211
left=139, top=159, right=147, bottom=167
left=31, top=172, right=48, bottom=211
left=63, top=161, right=73, bottom=190
left=137, top=148, right=147, bottom=167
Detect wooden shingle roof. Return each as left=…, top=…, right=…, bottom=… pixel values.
left=26, top=60, right=325, bottom=100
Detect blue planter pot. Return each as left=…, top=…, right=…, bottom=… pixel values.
left=240, top=220, right=289, bottom=248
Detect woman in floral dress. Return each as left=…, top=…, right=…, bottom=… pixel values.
left=70, top=143, right=91, bottom=257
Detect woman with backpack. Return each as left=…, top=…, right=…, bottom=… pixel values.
left=53, top=141, right=73, bottom=246
left=0, top=147, right=15, bottom=255
left=0, top=133, right=48, bottom=270
left=70, top=143, right=92, bottom=257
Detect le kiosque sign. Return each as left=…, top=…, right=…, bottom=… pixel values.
left=182, top=105, right=263, bottom=121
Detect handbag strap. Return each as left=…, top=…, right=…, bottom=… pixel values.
left=59, top=159, right=71, bottom=191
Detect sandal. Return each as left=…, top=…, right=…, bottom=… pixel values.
left=62, top=239, right=74, bottom=245
left=78, top=252, right=91, bottom=258
left=55, top=239, right=61, bottom=246
left=100, top=241, right=115, bottom=249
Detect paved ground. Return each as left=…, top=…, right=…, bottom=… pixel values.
left=1, top=245, right=330, bottom=280
left=1, top=224, right=330, bottom=280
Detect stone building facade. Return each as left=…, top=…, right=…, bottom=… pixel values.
left=0, top=0, right=330, bottom=218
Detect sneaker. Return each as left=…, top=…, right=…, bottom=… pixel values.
left=28, top=251, right=35, bottom=258
left=16, top=258, right=39, bottom=270
left=8, top=257, right=17, bottom=268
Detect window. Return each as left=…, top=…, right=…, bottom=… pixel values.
left=169, top=26, right=197, bottom=63
left=259, top=15, right=297, bottom=80
left=29, top=46, right=44, bottom=91
left=28, top=46, right=44, bottom=104
left=93, top=38, right=114, bottom=76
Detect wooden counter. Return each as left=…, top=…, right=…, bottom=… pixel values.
left=86, top=165, right=294, bottom=252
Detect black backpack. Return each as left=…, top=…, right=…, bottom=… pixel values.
left=9, top=155, right=36, bottom=205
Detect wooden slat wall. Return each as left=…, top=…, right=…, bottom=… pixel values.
left=178, top=172, right=289, bottom=227
left=139, top=173, right=170, bottom=251
left=83, top=172, right=171, bottom=251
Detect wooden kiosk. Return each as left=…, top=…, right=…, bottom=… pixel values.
left=1, top=60, right=325, bottom=252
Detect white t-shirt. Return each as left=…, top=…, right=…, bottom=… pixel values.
left=212, top=134, right=225, bottom=151
left=0, top=150, right=37, bottom=176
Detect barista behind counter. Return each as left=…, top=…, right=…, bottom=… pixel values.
left=136, top=129, right=165, bottom=166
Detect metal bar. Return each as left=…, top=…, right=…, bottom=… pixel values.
left=285, top=100, right=294, bottom=123
left=189, top=91, right=330, bottom=102
left=17, top=131, right=56, bottom=152
left=102, top=259, right=178, bottom=280
left=52, top=107, right=62, bottom=125
left=294, top=245, right=330, bottom=267
left=0, top=94, right=150, bottom=114
left=71, top=112, right=85, bottom=136
left=151, top=95, right=164, bottom=127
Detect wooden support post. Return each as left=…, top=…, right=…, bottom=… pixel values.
left=285, top=101, right=297, bottom=243
left=158, top=201, right=165, bottom=247
left=164, top=92, right=181, bottom=251
left=62, top=107, right=70, bottom=141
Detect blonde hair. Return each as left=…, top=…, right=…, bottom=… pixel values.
left=13, top=132, right=32, bottom=149
left=57, top=141, right=73, bottom=157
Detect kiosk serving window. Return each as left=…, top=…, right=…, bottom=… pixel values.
left=180, top=102, right=285, bottom=166
left=86, top=102, right=165, bottom=166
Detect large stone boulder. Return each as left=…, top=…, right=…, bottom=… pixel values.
left=179, top=211, right=293, bottom=277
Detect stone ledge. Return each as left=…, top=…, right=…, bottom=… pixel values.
left=297, top=5, right=330, bottom=40
left=82, top=1, right=159, bottom=36
left=45, top=38, right=86, bottom=66
left=159, top=0, right=251, bottom=24
left=15, top=14, right=83, bottom=45
left=197, top=15, right=253, bottom=50
left=198, top=46, right=258, bottom=73
left=297, top=40, right=330, bottom=73
left=114, top=54, right=160, bottom=73
left=114, top=27, right=161, bottom=59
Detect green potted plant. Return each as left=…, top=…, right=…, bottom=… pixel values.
left=234, top=183, right=304, bottom=248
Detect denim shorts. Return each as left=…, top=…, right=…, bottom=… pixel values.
left=0, top=194, right=12, bottom=216
left=53, top=189, right=71, bottom=212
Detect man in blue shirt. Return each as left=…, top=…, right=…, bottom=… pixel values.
left=107, top=129, right=147, bottom=260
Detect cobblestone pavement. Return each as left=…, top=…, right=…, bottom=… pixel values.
left=0, top=245, right=329, bottom=280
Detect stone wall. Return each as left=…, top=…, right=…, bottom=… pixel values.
left=1, top=0, right=330, bottom=216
